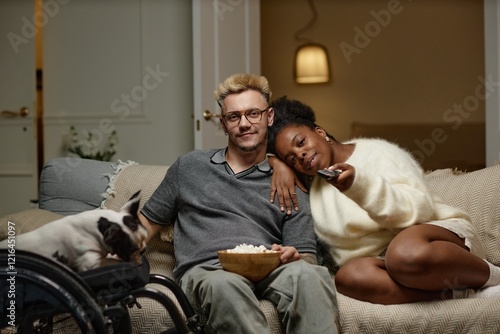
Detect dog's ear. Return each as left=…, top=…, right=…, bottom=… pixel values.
left=98, top=217, right=124, bottom=253
left=98, top=217, right=112, bottom=235
left=120, top=190, right=141, bottom=219
left=98, top=217, right=137, bottom=261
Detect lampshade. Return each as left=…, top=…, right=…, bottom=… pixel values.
left=294, top=43, right=330, bottom=84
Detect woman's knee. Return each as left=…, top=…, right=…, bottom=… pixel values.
left=385, top=239, right=434, bottom=279
left=387, top=224, right=464, bottom=275
left=335, top=258, right=382, bottom=292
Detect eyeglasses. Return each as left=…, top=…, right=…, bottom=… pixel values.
left=221, top=107, right=269, bottom=126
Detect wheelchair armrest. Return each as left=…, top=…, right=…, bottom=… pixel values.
left=79, top=256, right=150, bottom=295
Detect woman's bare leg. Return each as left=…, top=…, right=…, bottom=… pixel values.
left=334, top=224, right=490, bottom=304
left=335, top=257, right=444, bottom=304
left=385, top=224, right=489, bottom=291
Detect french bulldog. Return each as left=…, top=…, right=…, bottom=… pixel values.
left=0, top=191, right=148, bottom=272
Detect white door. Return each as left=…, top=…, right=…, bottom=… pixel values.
left=42, top=1, right=194, bottom=166
left=0, top=0, right=260, bottom=217
left=0, top=1, right=38, bottom=216
left=192, top=0, right=261, bottom=149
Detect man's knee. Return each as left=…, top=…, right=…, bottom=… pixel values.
left=279, top=260, right=328, bottom=279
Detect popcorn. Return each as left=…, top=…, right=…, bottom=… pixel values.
left=226, top=243, right=277, bottom=253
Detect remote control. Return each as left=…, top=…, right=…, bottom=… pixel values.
left=317, top=169, right=342, bottom=180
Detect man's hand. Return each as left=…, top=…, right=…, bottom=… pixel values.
left=271, top=244, right=301, bottom=264
left=268, top=156, right=307, bottom=215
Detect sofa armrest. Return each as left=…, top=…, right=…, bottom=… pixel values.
left=100, top=163, right=174, bottom=243
left=0, top=209, right=63, bottom=241
left=424, top=164, right=500, bottom=265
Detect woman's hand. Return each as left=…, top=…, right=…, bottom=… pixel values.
left=268, top=156, right=307, bottom=215
left=325, top=163, right=355, bottom=192
left=271, top=244, right=301, bottom=264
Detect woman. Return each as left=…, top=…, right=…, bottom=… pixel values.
left=268, top=96, right=500, bottom=304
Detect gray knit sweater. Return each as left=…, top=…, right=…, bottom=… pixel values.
left=141, top=148, right=316, bottom=280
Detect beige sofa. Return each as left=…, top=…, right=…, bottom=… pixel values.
left=1, top=158, right=499, bottom=333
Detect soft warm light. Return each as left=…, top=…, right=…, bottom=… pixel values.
left=294, top=44, right=330, bottom=84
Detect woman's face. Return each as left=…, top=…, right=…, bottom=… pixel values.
left=274, top=125, right=332, bottom=175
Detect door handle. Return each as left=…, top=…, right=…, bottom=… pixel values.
left=203, top=110, right=220, bottom=121
left=1, top=107, right=30, bottom=118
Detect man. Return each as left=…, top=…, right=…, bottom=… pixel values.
left=139, top=73, right=338, bottom=333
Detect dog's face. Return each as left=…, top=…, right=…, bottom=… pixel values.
left=97, top=191, right=148, bottom=265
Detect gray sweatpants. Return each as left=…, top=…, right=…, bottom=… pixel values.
left=179, top=260, right=339, bottom=334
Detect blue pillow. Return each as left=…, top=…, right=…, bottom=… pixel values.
left=39, top=158, right=117, bottom=215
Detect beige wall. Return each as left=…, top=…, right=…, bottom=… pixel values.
left=261, top=0, right=485, bottom=142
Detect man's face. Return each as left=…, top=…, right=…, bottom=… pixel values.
left=220, top=90, right=274, bottom=152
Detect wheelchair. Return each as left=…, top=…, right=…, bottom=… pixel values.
left=0, top=249, right=203, bottom=334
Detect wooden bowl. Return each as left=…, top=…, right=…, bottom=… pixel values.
left=218, top=250, right=281, bottom=282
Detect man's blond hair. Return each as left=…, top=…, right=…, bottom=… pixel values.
left=214, top=73, right=272, bottom=110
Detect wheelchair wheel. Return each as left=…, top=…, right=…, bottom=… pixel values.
left=0, top=249, right=107, bottom=334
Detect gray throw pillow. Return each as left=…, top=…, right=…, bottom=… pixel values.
left=39, top=157, right=117, bottom=215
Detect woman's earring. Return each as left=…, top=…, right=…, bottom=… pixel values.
left=325, top=137, right=330, bottom=142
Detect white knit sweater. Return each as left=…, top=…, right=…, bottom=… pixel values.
left=310, top=138, right=471, bottom=266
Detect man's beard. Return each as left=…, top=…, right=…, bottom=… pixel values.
left=238, top=143, right=259, bottom=152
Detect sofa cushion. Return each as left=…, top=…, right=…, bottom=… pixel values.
left=101, top=163, right=174, bottom=242
left=424, top=164, right=500, bottom=265
left=101, top=163, right=167, bottom=211
left=338, top=292, right=500, bottom=333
